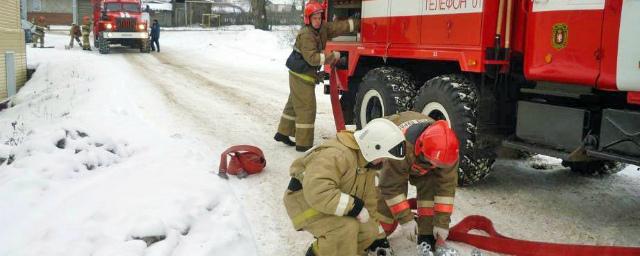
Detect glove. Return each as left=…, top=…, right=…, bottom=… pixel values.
left=356, top=207, right=370, bottom=223
left=400, top=220, right=418, bottom=242
left=433, top=226, right=450, bottom=242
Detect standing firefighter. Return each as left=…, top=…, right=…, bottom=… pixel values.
left=31, top=16, right=48, bottom=48
left=81, top=16, right=92, bottom=51
left=284, top=118, right=405, bottom=256
left=67, top=23, right=82, bottom=49
left=274, top=0, right=359, bottom=152
left=377, top=111, right=459, bottom=255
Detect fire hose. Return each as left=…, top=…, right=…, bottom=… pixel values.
left=448, top=215, right=640, bottom=256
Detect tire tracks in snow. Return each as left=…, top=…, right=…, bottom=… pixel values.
left=124, top=53, right=314, bottom=255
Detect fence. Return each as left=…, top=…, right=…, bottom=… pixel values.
left=165, top=1, right=301, bottom=28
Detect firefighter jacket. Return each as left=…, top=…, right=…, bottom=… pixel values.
left=283, top=131, right=378, bottom=231
left=32, top=21, right=47, bottom=35
left=81, top=23, right=91, bottom=36
left=70, top=25, right=81, bottom=37
left=289, top=19, right=360, bottom=83
left=379, top=111, right=458, bottom=231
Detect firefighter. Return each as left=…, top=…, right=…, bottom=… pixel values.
left=81, top=16, right=92, bottom=51
left=284, top=118, right=405, bottom=256
left=68, top=23, right=82, bottom=49
left=274, top=0, right=360, bottom=152
left=376, top=111, right=459, bottom=255
left=31, top=16, right=48, bottom=48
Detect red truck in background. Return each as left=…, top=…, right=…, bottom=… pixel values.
left=324, top=0, right=640, bottom=185
left=91, top=0, right=150, bottom=54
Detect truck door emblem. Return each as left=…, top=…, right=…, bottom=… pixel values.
left=552, top=23, right=568, bottom=50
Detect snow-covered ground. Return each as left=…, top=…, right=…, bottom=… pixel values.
left=1, top=27, right=638, bottom=255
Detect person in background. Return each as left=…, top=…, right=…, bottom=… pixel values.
left=150, top=19, right=160, bottom=52
left=68, top=23, right=82, bottom=49
left=274, top=0, right=359, bottom=152
left=81, top=16, right=92, bottom=51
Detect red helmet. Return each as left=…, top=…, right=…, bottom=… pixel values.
left=303, top=1, right=324, bottom=25
left=414, top=120, right=459, bottom=168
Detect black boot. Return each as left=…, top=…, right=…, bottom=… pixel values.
left=274, top=132, right=295, bottom=146
left=418, top=235, right=436, bottom=252
left=367, top=238, right=394, bottom=255
left=305, top=244, right=315, bottom=256
left=296, top=145, right=312, bottom=152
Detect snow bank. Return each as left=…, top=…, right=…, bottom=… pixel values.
left=0, top=35, right=256, bottom=255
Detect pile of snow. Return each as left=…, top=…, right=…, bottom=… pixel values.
left=0, top=34, right=256, bottom=255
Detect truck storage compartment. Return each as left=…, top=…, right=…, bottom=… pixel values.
left=516, top=101, right=588, bottom=151
left=328, top=0, right=361, bottom=42
left=599, top=109, right=640, bottom=157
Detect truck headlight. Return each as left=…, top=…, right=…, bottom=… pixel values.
left=105, top=23, right=113, bottom=30
left=138, top=24, right=146, bottom=30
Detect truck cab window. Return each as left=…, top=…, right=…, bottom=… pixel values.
left=122, top=4, right=140, bottom=12
left=104, top=3, right=120, bottom=11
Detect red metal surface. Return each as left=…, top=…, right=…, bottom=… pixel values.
left=361, top=17, right=389, bottom=43
left=524, top=4, right=604, bottom=86
left=628, top=92, right=640, bottom=105
left=91, top=0, right=145, bottom=36
left=420, top=13, right=483, bottom=46
left=389, top=16, right=421, bottom=45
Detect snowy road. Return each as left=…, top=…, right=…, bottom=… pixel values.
left=123, top=29, right=640, bottom=254
left=1, top=28, right=639, bottom=255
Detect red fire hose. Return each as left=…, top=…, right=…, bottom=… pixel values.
left=448, top=215, right=640, bottom=256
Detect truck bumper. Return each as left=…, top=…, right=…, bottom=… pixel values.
left=103, top=32, right=148, bottom=39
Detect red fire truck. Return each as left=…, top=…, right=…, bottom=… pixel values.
left=324, top=0, right=640, bottom=185
left=91, top=0, right=150, bottom=54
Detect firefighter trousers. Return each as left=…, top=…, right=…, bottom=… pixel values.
left=69, top=36, right=82, bottom=47
left=82, top=35, right=91, bottom=50
left=305, top=215, right=378, bottom=256
left=277, top=71, right=316, bottom=147
left=377, top=175, right=445, bottom=236
left=32, top=33, right=44, bottom=47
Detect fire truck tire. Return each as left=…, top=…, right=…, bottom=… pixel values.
left=414, top=74, right=495, bottom=186
left=562, top=160, right=625, bottom=175
left=354, top=67, right=417, bottom=129
left=98, top=36, right=110, bottom=54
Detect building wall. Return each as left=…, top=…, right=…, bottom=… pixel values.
left=27, top=0, right=77, bottom=25
left=27, top=0, right=72, bottom=13
left=0, top=0, right=28, bottom=100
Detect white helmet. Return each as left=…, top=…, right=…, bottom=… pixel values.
left=354, top=118, right=406, bottom=162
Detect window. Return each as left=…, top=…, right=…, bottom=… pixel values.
left=122, top=4, right=140, bottom=12
left=104, top=3, right=121, bottom=11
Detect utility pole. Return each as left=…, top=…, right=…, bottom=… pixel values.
left=20, top=0, right=27, bottom=20
left=72, top=0, right=78, bottom=24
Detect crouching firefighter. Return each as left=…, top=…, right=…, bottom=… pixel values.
left=377, top=111, right=460, bottom=255
left=274, top=0, right=359, bottom=152
left=283, top=118, right=405, bottom=256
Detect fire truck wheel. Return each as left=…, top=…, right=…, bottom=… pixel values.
left=98, top=35, right=110, bottom=54
left=354, top=67, right=417, bottom=129
left=562, top=160, right=625, bottom=176
left=414, top=74, right=495, bottom=186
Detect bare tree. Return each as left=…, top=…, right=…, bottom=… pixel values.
left=251, top=0, right=269, bottom=30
